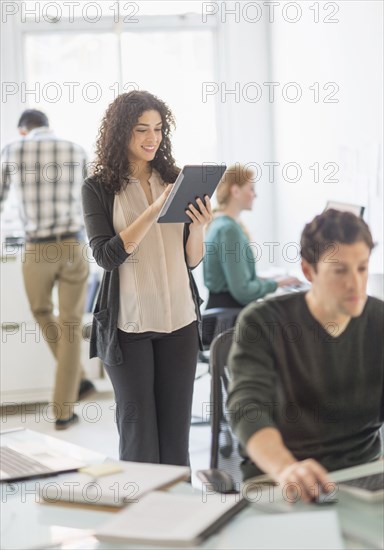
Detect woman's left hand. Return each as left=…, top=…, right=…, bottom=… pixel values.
left=185, top=195, right=213, bottom=230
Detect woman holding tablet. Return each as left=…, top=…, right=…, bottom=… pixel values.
left=82, top=91, right=212, bottom=465
left=204, top=165, right=300, bottom=309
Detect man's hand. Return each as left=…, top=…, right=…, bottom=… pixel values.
left=246, top=428, right=333, bottom=503
left=275, top=459, right=333, bottom=503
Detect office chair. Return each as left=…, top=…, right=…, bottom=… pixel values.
left=209, top=327, right=243, bottom=486
left=192, top=308, right=241, bottom=426
left=202, top=307, right=242, bottom=349
left=198, top=307, right=242, bottom=364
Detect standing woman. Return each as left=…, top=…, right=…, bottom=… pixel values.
left=204, top=165, right=299, bottom=309
left=82, top=91, right=212, bottom=465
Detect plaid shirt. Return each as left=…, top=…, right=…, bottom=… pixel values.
left=0, top=127, right=87, bottom=240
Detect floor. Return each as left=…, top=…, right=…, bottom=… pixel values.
left=0, top=361, right=212, bottom=488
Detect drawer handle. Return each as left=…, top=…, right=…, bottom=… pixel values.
left=1, top=255, right=17, bottom=262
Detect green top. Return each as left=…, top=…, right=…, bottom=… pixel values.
left=227, top=292, right=384, bottom=478
left=203, top=215, right=277, bottom=305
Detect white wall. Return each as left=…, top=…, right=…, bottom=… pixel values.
left=215, top=8, right=276, bottom=269
left=270, top=0, right=383, bottom=273
left=192, top=8, right=277, bottom=298
left=0, top=14, right=23, bottom=145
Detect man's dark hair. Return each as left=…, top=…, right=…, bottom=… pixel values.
left=17, top=109, right=49, bottom=131
left=301, top=208, right=375, bottom=266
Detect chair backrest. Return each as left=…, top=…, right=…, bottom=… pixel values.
left=209, top=327, right=243, bottom=485
left=202, top=308, right=242, bottom=349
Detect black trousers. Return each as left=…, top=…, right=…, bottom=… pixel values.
left=104, top=322, right=199, bottom=466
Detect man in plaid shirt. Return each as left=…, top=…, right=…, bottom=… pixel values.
left=1, top=109, right=95, bottom=429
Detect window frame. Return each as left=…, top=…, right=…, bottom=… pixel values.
left=15, top=11, right=222, bottom=159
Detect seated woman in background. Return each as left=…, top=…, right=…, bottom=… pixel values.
left=203, top=165, right=300, bottom=309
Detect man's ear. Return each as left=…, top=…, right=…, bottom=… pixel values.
left=18, top=127, right=28, bottom=136
left=301, top=259, right=315, bottom=282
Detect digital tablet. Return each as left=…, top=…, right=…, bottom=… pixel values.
left=157, top=164, right=227, bottom=223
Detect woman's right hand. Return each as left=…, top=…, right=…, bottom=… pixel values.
left=120, top=184, right=173, bottom=253
left=150, top=184, right=173, bottom=215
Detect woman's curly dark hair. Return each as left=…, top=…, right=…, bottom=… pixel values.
left=93, top=91, right=180, bottom=193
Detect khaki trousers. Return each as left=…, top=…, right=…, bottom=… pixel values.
left=22, top=239, right=89, bottom=420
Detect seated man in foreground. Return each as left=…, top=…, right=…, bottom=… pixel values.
left=227, top=209, right=384, bottom=502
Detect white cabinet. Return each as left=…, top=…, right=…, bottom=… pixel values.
left=0, top=247, right=102, bottom=404
left=1, top=322, right=55, bottom=403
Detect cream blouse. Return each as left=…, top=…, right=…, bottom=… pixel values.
left=113, top=169, right=197, bottom=334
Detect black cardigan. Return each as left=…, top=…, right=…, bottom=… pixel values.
left=82, top=176, right=203, bottom=367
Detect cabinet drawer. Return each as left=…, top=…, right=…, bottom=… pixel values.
left=1, top=323, right=55, bottom=394
left=1, top=252, right=35, bottom=323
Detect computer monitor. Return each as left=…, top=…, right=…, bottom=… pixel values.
left=325, top=201, right=365, bottom=218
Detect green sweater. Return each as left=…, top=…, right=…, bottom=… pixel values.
left=203, top=216, right=277, bottom=305
left=227, top=292, right=384, bottom=478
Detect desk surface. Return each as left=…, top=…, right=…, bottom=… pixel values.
left=1, top=429, right=383, bottom=550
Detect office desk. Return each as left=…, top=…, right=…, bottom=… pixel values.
left=1, top=429, right=383, bottom=550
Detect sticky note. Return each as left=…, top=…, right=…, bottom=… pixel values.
left=79, top=463, right=124, bottom=477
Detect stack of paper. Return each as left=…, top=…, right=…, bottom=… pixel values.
left=39, top=461, right=190, bottom=507
left=95, top=491, right=246, bottom=546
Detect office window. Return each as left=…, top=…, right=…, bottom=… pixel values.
left=24, top=33, right=119, bottom=153
left=22, top=0, right=203, bottom=19
left=22, top=0, right=113, bottom=19
left=127, top=1, right=203, bottom=16
left=120, top=30, right=216, bottom=165
left=3, top=11, right=218, bottom=235
left=22, top=19, right=217, bottom=164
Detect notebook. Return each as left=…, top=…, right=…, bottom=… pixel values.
left=39, top=461, right=190, bottom=507
left=95, top=491, right=247, bottom=546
